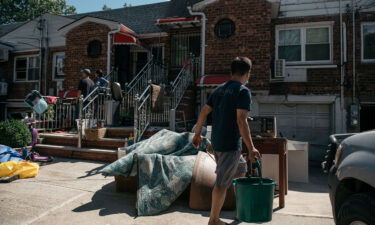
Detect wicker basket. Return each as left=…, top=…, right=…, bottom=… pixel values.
left=84, top=128, right=106, bottom=141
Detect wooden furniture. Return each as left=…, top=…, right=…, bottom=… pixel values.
left=243, top=137, right=287, bottom=208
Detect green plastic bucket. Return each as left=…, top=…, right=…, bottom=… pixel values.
left=233, top=160, right=276, bottom=223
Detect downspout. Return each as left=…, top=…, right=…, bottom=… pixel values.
left=187, top=6, right=206, bottom=77
left=107, top=26, right=121, bottom=75
left=352, top=0, right=356, bottom=104
left=339, top=0, right=345, bottom=132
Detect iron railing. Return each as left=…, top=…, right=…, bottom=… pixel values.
left=134, top=86, right=151, bottom=142
left=77, top=69, right=117, bottom=147
left=32, top=98, right=77, bottom=132
left=121, top=58, right=167, bottom=114
left=133, top=58, right=199, bottom=141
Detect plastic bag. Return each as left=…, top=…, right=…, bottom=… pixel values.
left=0, top=161, right=39, bottom=179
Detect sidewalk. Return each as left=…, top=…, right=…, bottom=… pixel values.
left=0, top=158, right=334, bottom=225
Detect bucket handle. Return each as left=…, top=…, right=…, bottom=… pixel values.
left=247, top=159, right=263, bottom=183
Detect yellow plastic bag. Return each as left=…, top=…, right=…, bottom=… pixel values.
left=0, top=161, right=39, bottom=179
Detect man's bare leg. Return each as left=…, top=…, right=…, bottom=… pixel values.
left=208, top=186, right=227, bottom=225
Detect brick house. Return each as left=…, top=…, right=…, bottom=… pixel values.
left=0, top=0, right=374, bottom=159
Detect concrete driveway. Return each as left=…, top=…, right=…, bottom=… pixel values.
left=0, top=158, right=334, bottom=225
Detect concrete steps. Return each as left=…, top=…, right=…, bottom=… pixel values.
left=35, top=127, right=163, bottom=162
left=35, top=144, right=117, bottom=162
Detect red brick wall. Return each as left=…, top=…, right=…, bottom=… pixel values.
left=203, top=0, right=273, bottom=91
left=64, top=22, right=109, bottom=90
left=345, top=12, right=375, bottom=99
left=271, top=12, right=375, bottom=97
left=2, top=47, right=66, bottom=100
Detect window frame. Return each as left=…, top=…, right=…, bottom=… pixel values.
left=361, top=22, right=375, bottom=63
left=52, top=52, right=65, bottom=81
left=13, top=54, right=40, bottom=82
left=276, top=22, right=334, bottom=65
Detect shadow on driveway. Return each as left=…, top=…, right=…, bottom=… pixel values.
left=72, top=181, right=137, bottom=217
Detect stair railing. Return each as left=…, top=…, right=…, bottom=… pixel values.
left=169, top=58, right=199, bottom=131
left=77, top=69, right=117, bottom=148
left=134, top=85, right=151, bottom=142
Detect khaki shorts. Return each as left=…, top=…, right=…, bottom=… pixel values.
left=214, top=150, right=247, bottom=188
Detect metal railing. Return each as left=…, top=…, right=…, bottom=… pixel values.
left=121, top=58, right=167, bottom=114
left=133, top=58, right=199, bottom=141
left=32, top=98, right=77, bottom=132
left=134, top=86, right=151, bottom=142
left=77, top=69, right=117, bottom=148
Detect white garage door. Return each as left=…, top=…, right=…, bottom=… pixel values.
left=259, top=103, right=332, bottom=161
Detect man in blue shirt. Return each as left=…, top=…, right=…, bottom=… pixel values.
left=95, top=69, right=109, bottom=87
left=193, top=57, right=261, bottom=225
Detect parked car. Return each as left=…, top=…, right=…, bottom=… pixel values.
left=323, top=131, right=375, bottom=225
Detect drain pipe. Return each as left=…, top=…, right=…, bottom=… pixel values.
left=339, top=0, right=345, bottom=132
left=188, top=6, right=206, bottom=77
left=107, top=26, right=121, bottom=75
left=352, top=0, right=356, bottom=104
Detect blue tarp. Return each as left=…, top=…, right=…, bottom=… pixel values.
left=0, top=145, right=23, bottom=163
left=100, top=129, right=210, bottom=216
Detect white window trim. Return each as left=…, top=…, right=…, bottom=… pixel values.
left=276, top=21, right=334, bottom=66
left=52, top=52, right=65, bottom=81
left=13, top=54, right=40, bottom=83
left=361, top=22, right=375, bottom=63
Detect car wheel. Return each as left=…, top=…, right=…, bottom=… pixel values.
left=337, top=193, right=375, bottom=225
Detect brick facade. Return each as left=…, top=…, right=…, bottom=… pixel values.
left=271, top=12, right=375, bottom=98
left=64, top=22, right=109, bottom=90
left=203, top=0, right=273, bottom=91
left=2, top=47, right=65, bottom=100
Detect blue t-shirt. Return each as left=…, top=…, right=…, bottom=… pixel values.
left=97, top=77, right=109, bottom=87
left=206, top=80, right=251, bottom=152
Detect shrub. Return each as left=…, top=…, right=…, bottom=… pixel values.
left=0, top=120, right=31, bottom=148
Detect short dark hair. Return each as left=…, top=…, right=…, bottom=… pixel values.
left=96, top=69, right=103, bottom=77
left=231, top=57, right=252, bottom=76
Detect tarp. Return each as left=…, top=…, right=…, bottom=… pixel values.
left=0, top=145, right=23, bottom=163
left=100, top=129, right=210, bottom=216
left=0, top=161, right=39, bottom=179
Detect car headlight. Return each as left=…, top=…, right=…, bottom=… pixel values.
left=335, top=144, right=344, bottom=165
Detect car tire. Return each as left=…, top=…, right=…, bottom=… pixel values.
left=337, top=193, right=375, bottom=225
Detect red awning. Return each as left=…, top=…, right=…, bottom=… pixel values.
left=196, top=75, right=231, bottom=87
left=112, top=24, right=142, bottom=46
left=156, top=16, right=201, bottom=25
left=113, top=32, right=139, bottom=45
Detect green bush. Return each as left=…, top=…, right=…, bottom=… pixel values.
left=0, top=120, right=31, bottom=148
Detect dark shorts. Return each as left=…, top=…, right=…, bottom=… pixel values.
left=214, top=150, right=247, bottom=188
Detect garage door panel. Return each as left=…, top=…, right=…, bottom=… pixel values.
left=315, top=105, right=330, bottom=114
left=277, top=116, right=295, bottom=127
left=296, top=104, right=314, bottom=114
left=278, top=104, right=296, bottom=114
left=315, top=118, right=330, bottom=128
left=296, top=117, right=313, bottom=127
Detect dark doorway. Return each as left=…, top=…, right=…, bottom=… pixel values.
left=151, top=46, right=163, bottom=64
left=135, top=52, right=148, bottom=74
left=114, top=45, right=131, bottom=85
left=360, top=105, right=375, bottom=131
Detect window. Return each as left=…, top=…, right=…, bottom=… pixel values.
left=87, top=40, right=102, bottom=58
left=14, top=55, right=40, bottom=82
left=276, top=23, right=332, bottom=64
left=171, top=34, right=200, bottom=67
left=362, top=23, right=375, bottom=62
left=53, top=52, right=65, bottom=80
left=215, top=19, right=235, bottom=38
